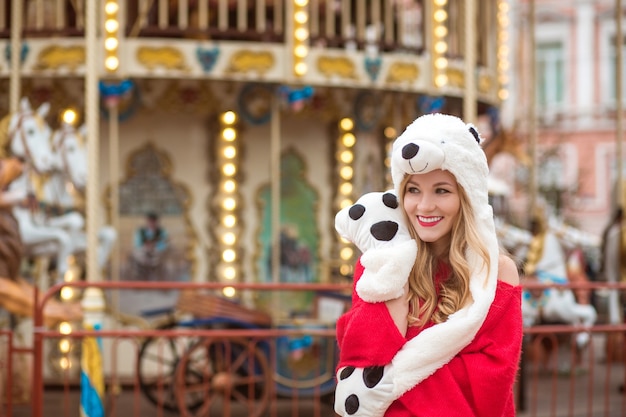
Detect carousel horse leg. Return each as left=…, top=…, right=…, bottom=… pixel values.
left=20, top=226, right=75, bottom=284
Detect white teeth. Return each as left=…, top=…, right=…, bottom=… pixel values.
left=418, top=216, right=442, bottom=223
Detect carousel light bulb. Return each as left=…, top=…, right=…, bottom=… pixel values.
left=340, top=118, right=354, bottom=131
left=105, top=37, right=119, bottom=51
left=434, top=25, right=448, bottom=38
left=294, top=11, right=308, bottom=24
left=341, top=133, right=356, bottom=147
left=294, top=62, right=307, bottom=76
left=223, top=266, right=237, bottom=280
left=339, top=264, right=352, bottom=276
left=435, top=57, right=448, bottom=69
left=60, top=357, right=70, bottom=369
left=59, top=322, right=73, bottom=335
left=340, top=247, right=354, bottom=260
left=60, top=287, right=74, bottom=300
left=222, top=249, right=236, bottom=262
left=105, top=19, right=119, bottom=33
left=434, top=10, right=448, bottom=23
left=222, top=232, right=236, bottom=245
left=105, top=56, right=119, bottom=71
left=222, top=197, right=237, bottom=210
left=294, top=44, right=308, bottom=58
left=340, top=198, right=353, bottom=209
left=384, top=127, right=396, bottom=138
left=434, top=41, right=448, bottom=54
left=222, top=163, right=236, bottom=176
left=59, top=339, right=71, bottom=353
left=223, top=179, right=236, bottom=193
left=222, top=111, right=236, bottom=125
left=339, top=166, right=353, bottom=180
left=223, top=287, right=236, bottom=297
left=294, top=27, right=309, bottom=42
left=340, top=150, right=354, bottom=163
left=62, top=109, right=77, bottom=125
left=223, top=145, right=236, bottom=159
left=340, top=182, right=353, bottom=195
left=105, top=1, right=119, bottom=14
left=223, top=214, right=236, bottom=227
left=222, top=127, right=236, bottom=141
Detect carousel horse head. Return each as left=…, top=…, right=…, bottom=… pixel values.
left=0, top=97, right=55, bottom=173
left=51, top=121, right=88, bottom=190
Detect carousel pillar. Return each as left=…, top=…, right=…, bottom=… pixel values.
left=80, top=1, right=105, bottom=416
left=463, top=0, right=477, bottom=124
left=616, top=0, right=624, bottom=208
left=527, top=0, right=538, bottom=217
left=270, top=93, right=281, bottom=286
left=269, top=90, right=282, bottom=320
left=9, top=0, right=23, bottom=113
left=107, top=96, right=120, bottom=309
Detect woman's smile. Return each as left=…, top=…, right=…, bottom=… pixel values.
left=417, top=216, right=443, bottom=227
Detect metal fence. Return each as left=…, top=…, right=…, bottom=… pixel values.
left=1, top=280, right=626, bottom=417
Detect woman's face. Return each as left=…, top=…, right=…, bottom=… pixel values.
left=402, top=169, right=461, bottom=252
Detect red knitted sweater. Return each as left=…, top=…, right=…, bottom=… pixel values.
left=336, top=259, right=523, bottom=417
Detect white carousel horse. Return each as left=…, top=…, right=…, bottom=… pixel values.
left=44, top=122, right=117, bottom=269
left=0, top=98, right=78, bottom=282
left=493, top=215, right=598, bottom=339
left=523, top=227, right=598, bottom=348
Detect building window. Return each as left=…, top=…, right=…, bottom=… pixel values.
left=536, top=41, right=565, bottom=110
left=609, top=35, right=626, bottom=104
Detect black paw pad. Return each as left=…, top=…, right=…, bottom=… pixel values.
left=345, top=394, right=360, bottom=415
left=339, top=366, right=356, bottom=380
left=349, top=204, right=366, bottom=221
left=363, top=366, right=385, bottom=388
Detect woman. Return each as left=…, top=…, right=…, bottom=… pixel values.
left=335, top=113, right=523, bottom=417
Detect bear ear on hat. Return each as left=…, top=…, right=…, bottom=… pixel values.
left=468, top=125, right=481, bottom=144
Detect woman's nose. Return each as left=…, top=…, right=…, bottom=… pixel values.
left=417, top=193, right=435, bottom=211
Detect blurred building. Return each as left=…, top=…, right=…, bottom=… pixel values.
left=503, top=0, right=622, bottom=237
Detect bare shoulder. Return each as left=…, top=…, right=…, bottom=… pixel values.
left=497, top=254, right=520, bottom=286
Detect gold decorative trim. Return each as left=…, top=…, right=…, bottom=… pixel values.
left=316, top=56, right=357, bottom=80
left=226, top=50, right=275, bottom=75
left=34, top=45, right=85, bottom=72
left=446, top=68, right=465, bottom=88
left=136, top=46, right=190, bottom=72
left=478, top=74, right=493, bottom=95
left=385, top=62, right=420, bottom=84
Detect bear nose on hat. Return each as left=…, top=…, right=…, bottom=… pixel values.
left=402, top=143, right=419, bottom=160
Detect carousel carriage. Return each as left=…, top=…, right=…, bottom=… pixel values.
left=135, top=290, right=341, bottom=416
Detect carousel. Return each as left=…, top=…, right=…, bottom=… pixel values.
left=0, top=0, right=530, bottom=411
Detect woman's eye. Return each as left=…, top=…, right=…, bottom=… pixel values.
left=436, top=188, right=450, bottom=194
left=407, top=186, right=419, bottom=194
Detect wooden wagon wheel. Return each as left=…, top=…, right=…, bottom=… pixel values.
left=136, top=322, right=203, bottom=412
left=174, top=336, right=272, bottom=417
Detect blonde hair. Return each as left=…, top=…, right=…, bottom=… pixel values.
left=399, top=173, right=491, bottom=326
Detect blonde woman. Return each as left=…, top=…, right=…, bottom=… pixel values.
left=335, top=114, right=522, bottom=417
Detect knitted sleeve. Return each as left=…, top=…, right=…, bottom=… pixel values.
left=390, top=282, right=523, bottom=417
left=336, top=258, right=407, bottom=369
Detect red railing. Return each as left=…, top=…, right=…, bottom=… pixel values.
left=1, top=279, right=626, bottom=417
